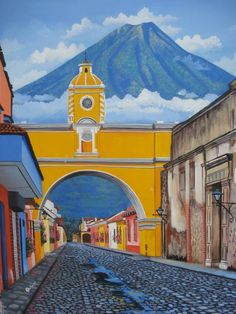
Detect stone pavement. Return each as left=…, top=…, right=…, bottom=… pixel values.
left=1, top=246, right=64, bottom=314
left=95, top=244, right=236, bottom=280
left=25, top=243, right=236, bottom=314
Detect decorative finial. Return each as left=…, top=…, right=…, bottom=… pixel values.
left=84, top=51, right=89, bottom=63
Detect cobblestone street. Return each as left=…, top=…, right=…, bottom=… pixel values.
left=25, top=244, right=236, bottom=314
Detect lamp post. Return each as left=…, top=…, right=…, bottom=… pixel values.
left=155, top=206, right=167, bottom=258
left=42, top=210, right=47, bottom=220
left=212, top=190, right=235, bottom=223
left=156, top=206, right=168, bottom=224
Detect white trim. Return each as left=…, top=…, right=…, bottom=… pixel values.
left=69, top=84, right=105, bottom=89
left=37, top=157, right=155, bottom=164
left=138, top=218, right=161, bottom=230
left=154, top=157, right=171, bottom=162
left=18, top=122, right=173, bottom=131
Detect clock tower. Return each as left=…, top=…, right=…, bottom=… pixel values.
left=68, top=56, right=105, bottom=155
left=68, top=57, right=105, bottom=125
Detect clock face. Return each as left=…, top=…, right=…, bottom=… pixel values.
left=81, top=97, right=93, bottom=110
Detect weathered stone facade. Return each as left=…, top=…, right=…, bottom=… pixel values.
left=163, top=79, right=236, bottom=269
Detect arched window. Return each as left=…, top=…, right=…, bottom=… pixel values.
left=76, top=118, right=98, bottom=154
left=81, top=130, right=92, bottom=153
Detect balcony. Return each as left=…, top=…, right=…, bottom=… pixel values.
left=0, top=132, right=43, bottom=198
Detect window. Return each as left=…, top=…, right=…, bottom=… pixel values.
left=127, top=220, right=131, bottom=242
left=113, top=229, right=116, bottom=242
left=231, top=109, right=235, bottom=129
left=133, top=218, right=138, bottom=242
left=190, top=162, right=195, bottom=190
left=179, top=169, right=185, bottom=191
left=81, top=130, right=93, bottom=153
left=76, top=120, right=98, bottom=155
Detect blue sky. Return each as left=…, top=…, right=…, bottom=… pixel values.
left=0, top=0, right=236, bottom=90
left=48, top=175, right=131, bottom=219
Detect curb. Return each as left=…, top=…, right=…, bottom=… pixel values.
left=23, top=245, right=66, bottom=313
left=2, top=245, right=65, bottom=314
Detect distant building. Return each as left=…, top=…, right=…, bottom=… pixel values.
left=80, top=217, right=98, bottom=243
left=163, top=80, right=236, bottom=270
left=107, top=212, right=125, bottom=250
left=41, top=200, right=63, bottom=253
left=123, top=206, right=140, bottom=253
left=72, top=233, right=80, bottom=243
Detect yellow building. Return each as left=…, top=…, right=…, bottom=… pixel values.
left=31, top=209, right=45, bottom=264
left=117, top=219, right=126, bottom=251
left=21, top=58, right=173, bottom=257
left=72, top=233, right=80, bottom=243
left=80, top=217, right=97, bottom=243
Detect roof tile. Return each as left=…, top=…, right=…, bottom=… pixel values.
left=0, top=123, right=26, bottom=134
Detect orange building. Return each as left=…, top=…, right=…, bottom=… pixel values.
left=0, top=46, right=13, bottom=123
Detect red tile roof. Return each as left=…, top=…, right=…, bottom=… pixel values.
left=107, top=211, right=125, bottom=223
left=123, top=206, right=136, bottom=217
left=0, top=123, right=26, bottom=134
left=83, top=217, right=97, bottom=221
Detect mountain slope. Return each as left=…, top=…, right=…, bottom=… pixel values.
left=17, top=22, right=234, bottom=99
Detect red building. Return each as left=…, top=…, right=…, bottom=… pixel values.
left=123, top=206, right=140, bottom=253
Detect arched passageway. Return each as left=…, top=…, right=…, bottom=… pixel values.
left=41, top=170, right=145, bottom=220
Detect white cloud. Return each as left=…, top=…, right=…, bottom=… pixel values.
left=103, top=7, right=180, bottom=35
left=13, top=92, right=67, bottom=123
left=30, top=41, right=85, bottom=64
left=1, top=38, right=23, bottom=53
left=107, top=89, right=212, bottom=115
left=215, top=52, right=236, bottom=75
left=12, top=69, right=47, bottom=90
left=13, top=89, right=216, bottom=124
left=63, top=18, right=98, bottom=39
left=176, top=34, right=222, bottom=53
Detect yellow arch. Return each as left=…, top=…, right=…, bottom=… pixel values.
left=23, top=122, right=172, bottom=257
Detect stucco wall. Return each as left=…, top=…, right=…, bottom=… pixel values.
left=172, top=88, right=236, bottom=159
left=227, top=141, right=236, bottom=268
left=0, top=61, right=12, bottom=120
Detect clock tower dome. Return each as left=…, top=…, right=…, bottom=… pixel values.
left=68, top=56, right=105, bottom=125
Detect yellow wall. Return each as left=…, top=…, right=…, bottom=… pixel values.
left=117, top=221, right=126, bottom=251
left=43, top=219, right=51, bottom=254
left=34, top=230, right=44, bottom=264
left=155, top=131, right=172, bottom=157
left=98, top=131, right=154, bottom=158
left=98, top=225, right=106, bottom=247
left=28, top=131, right=76, bottom=158
left=72, top=233, right=79, bottom=242
left=27, top=129, right=171, bottom=160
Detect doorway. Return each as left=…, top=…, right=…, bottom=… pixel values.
left=19, top=215, right=28, bottom=275
left=211, top=184, right=221, bottom=266
left=0, top=202, right=8, bottom=289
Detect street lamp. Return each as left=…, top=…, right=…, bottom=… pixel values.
left=156, top=206, right=167, bottom=224
left=42, top=210, right=47, bottom=220
left=212, top=190, right=235, bottom=223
